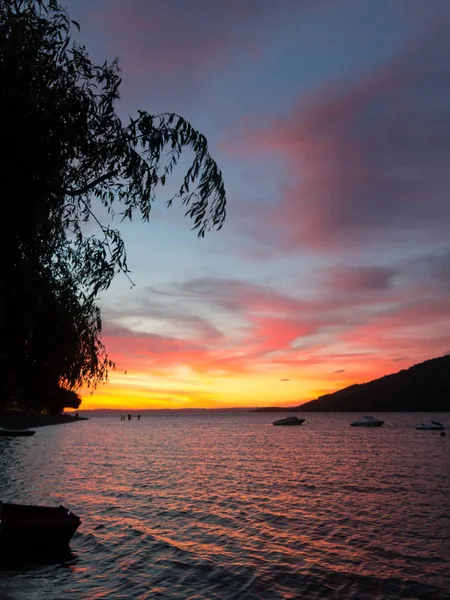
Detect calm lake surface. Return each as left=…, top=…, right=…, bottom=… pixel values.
left=0, top=412, right=449, bottom=599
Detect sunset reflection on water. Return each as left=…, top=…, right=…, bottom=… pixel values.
left=0, top=413, right=449, bottom=599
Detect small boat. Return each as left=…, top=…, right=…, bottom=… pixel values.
left=0, top=429, right=35, bottom=437
left=350, top=416, right=384, bottom=427
left=273, top=416, right=305, bottom=426
left=0, top=503, right=81, bottom=550
left=415, top=421, right=445, bottom=430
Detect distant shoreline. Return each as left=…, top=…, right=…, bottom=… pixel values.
left=0, top=412, right=89, bottom=430
left=75, top=408, right=449, bottom=416
left=251, top=407, right=450, bottom=413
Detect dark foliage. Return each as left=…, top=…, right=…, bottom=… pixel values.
left=0, top=0, right=226, bottom=411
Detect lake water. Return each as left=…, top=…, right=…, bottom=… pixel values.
left=0, top=412, right=449, bottom=599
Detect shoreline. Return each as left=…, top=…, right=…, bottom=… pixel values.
left=0, top=412, right=89, bottom=430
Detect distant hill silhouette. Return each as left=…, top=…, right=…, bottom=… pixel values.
left=253, top=355, right=450, bottom=412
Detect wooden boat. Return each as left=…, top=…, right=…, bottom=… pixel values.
left=0, top=429, right=35, bottom=437
left=0, top=503, right=81, bottom=549
left=273, top=416, right=305, bottom=426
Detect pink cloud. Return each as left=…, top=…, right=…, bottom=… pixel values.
left=227, top=21, right=450, bottom=253
left=102, top=274, right=450, bottom=388
left=91, top=0, right=314, bottom=79
left=321, top=266, right=397, bottom=294
left=249, top=315, right=316, bottom=347
left=338, top=298, right=450, bottom=361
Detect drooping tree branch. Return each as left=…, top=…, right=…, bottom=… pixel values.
left=0, top=0, right=227, bottom=405
left=63, top=171, right=118, bottom=197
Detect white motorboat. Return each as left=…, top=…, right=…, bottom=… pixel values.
left=415, top=421, right=445, bottom=430
left=273, top=416, right=305, bottom=426
left=350, top=415, right=384, bottom=427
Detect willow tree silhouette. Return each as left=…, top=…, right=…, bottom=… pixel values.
left=0, top=0, right=226, bottom=411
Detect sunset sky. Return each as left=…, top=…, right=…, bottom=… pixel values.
left=65, top=0, right=450, bottom=410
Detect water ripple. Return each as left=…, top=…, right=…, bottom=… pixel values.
left=0, top=412, right=449, bottom=599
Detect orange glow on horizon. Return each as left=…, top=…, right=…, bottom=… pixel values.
left=79, top=359, right=392, bottom=410
left=78, top=281, right=449, bottom=411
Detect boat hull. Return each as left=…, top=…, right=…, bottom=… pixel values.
left=0, top=503, right=81, bottom=550
left=273, top=417, right=305, bottom=426
left=350, top=421, right=384, bottom=427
